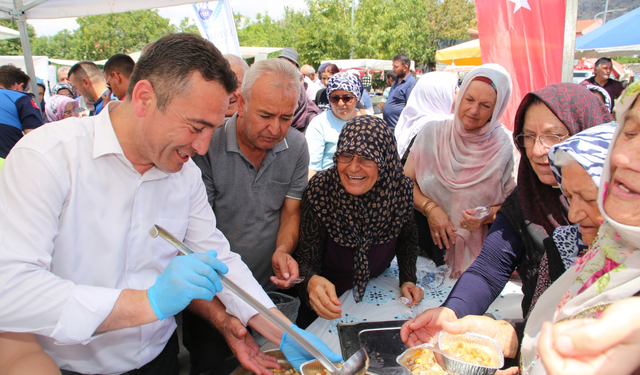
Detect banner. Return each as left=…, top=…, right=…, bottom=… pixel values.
left=192, top=1, right=241, bottom=57
left=476, top=0, right=566, bottom=130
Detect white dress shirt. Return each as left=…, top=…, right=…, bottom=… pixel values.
left=0, top=103, right=274, bottom=374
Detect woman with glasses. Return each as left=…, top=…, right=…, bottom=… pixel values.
left=293, top=116, right=423, bottom=328
left=404, top=64, right=518, bottom=278
left=305, top=72, right=363, bottom=177
left=314, top=63, right=341, bottom=112
left=400, top=83, right=613, bottom=348
left=44, top=94, right=79, bottom=122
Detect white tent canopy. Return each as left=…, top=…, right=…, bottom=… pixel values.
left=321, top=58, right=416, bottom=72
left=0, top=24, right=19, bottom=38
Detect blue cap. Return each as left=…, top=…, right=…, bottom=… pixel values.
left=36, top=77, right=45, bottom=87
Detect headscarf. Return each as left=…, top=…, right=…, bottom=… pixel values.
left=521, top=81, right=640, bottom=375
left=500, top=83, right=614, bottom=315
left=45, top=94, right=78, bottom=122
left=326, top=72, right=363, bottom=103
left=305, top=115, right=414, bottom=301
left=585, top=84, right=612, bottom=112
left=51, top=82, right=74, bottom=96
left=394, top=72, right=457, bottom=157
left=412, top=64, right=518, bottom=278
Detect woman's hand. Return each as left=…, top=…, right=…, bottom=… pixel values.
left=441, top=315, right=519, bottom=358
left=460, top=209, right=486, bottom=231
left=307, top=275, right=342, bottom=320
left=401, top=282, right=424, bottom=304
left=400, top=307, right=458, bottom=347
left=427, top=207, right=456, bottom=250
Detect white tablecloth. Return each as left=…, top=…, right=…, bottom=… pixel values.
left=305, top=257, right=524, bottom=352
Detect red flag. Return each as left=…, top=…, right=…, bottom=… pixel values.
left=476, top=0, right=566, bottom=130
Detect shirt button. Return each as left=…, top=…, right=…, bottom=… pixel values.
left=135, top=223, right=140, bottom=228
left=128, top=265, right=134, bottom=270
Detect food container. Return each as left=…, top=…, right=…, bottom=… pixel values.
left=437, top=331, right=504, bottom=375
left=395, top=331, right=504, bottom=375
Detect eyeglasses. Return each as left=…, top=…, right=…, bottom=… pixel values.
left=105, top=71, right=121, bottom=90
left=336, top=152, right=377, bottom=167
left=515, top=133, right=570, bottom=148
left=329, top=95, right=355, bottom=104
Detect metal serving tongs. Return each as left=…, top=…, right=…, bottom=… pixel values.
left=149, top=224, right=369, bottom=375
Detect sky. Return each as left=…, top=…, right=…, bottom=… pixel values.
left=26, top=0, right=306, bottom=37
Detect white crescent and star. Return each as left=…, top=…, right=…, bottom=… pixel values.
left=508, top=0, right=531, bottom=13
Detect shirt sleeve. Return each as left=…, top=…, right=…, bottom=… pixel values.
left=0, top=148, right=121, bottom=344
left=396, top=217, right=419, bottom=286
left=183, top=174, right=275, bottom=325
left=441, top=213, right=524, bottom=318
left=16, top=95, right=43, bottom=130
left=305, top=116, right=327, bottom=172
left=285, top=136, right=310, bottom=200
left=293, top=196, right=328, bottom=309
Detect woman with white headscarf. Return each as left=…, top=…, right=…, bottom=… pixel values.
left=404, top=64, right=518, bottom=278
left=394, top=72, right=458, bottom=163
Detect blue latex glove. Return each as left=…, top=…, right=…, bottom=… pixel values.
left=148, top=250, right=228, bottom=320
left=279, top=324, right=343, bottom=370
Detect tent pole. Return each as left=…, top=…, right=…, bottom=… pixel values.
left=561, top=0, right=579, bottom=83
left=12, top=0, right=39, bottom=105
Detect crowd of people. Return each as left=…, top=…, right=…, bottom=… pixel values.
left=0, top=33, right=639, bottom=375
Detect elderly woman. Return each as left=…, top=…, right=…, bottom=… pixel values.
left=394, top=71, right=458, bottom=163
left=51, top=82, right=74, bottom=98
left=400, top=83, right=614, bottom=346
left=306, top=72, right=362, bottom=175
left=294, top=116, right=423, bottom=328
left=405, top=64, right=518, bottom=277
left=437, top=81, right=640, bottom=375
left=44, top=95, right=79, bottom=122
left=585, top=84, right=612, bottom=112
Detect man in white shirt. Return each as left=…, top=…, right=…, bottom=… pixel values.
left=0, top=33, right=339, bottom=375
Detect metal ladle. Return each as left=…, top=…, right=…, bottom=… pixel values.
left=149, top=224, right=369, bottom=375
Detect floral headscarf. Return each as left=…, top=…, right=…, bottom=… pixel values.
left=45, top=94, right=78, bottom=122
left=51, top=82, right=74, bottom=97
left=305, top=115, right=414, bottom=301
left=326, top=72, right=363, bottom=103
left=585, top=84, right=612, bottom=112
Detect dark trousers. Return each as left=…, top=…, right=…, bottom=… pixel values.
left=182, top=310, right=238, bottom=375
left=60, top=331, right=179, bottom=375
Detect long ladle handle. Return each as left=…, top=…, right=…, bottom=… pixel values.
left=149, top=225, right=340, bottom=373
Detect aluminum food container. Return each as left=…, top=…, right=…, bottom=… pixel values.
left=395, top=344, right=447, bottom=375
left=437, top=331, right=504, bottom=375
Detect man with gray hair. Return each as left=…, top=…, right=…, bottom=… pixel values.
left=300, top=64, right=321, bottom=102
left=223, top=54, right=250, bottom=119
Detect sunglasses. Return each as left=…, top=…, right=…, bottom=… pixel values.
left=329, top=95, right=355, bottom=104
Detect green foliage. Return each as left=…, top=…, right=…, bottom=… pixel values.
left=236, top=0, right=476, bottom=68
left=0, top=19, right=36, bottom=55
left=613, top=56, right=640, bottom=64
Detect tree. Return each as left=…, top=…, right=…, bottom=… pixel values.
left=0, top=19, right=37, bottom=56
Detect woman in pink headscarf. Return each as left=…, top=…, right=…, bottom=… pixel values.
left=45, top=94, right=78, bottom=122
left=404, top=64, right=518, bottom=278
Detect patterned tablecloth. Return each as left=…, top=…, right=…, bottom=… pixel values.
left=305, top=257, right=524, bottom=353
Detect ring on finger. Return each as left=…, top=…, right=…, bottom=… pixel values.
left=434, top=232, right=439, bottom=237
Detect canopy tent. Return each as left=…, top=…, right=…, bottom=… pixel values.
left=435, top=39, right=481, bottom=66
left=0, top=24, right=18, bottom=38
left=320, top=58, right=416, bottom=72
left=0, top=0, right=202, bottom=100
left=575, top=6, right=640, bottom=58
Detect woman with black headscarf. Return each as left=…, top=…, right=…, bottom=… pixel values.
left=294, top=115, right=423, bottom=328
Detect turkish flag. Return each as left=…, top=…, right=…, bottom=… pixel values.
left=476, top=0, right=566, bottom=130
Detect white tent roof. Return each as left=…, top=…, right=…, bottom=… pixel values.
left=0, top=0, right=198, bottom=19
left=320, top=58, right=416, bottom=72
left=0, top=24, right=19, bottom=39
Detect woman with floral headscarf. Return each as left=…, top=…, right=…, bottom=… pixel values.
left=305, top=72, right=363, bottom=176
left=405, top=64, right=518, bottom=278
left=45, top=94, right=79, bottom=122
left=401, top=83, right=614, bottom=349
left=294, top=116, right=422, bottom=328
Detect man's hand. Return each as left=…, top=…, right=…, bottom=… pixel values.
left=271, top=250, right=300, bottom=289
left=442, top=315, right=519, bottom=358
left=307, top=275, right=342, bottom=320
left=400, top=307, right=457, bottom=347
left=539, top=297, right=640, bottom=375
left=147, top=250, right=228, bottom=320
left=220, top=314, right=280, bottom=375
